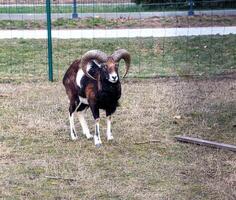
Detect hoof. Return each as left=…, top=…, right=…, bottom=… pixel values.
left=86, top=134, right=93, bottom=140
left=71, top=135, right=78, bottom=141
left=107, top=135, right=114, bottom=141
left=95, top=143, right=102, bottom=148
left=94, top=135, right=102, bottom=147
left=71, top=129, right=78, bottom=140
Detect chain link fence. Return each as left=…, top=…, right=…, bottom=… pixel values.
left=0, top=0, right=235, bottom=82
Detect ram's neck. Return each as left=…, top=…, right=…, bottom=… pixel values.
left=97, top=82, right=121, bottom=100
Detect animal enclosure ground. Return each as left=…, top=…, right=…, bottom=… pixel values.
left=0, top=75, right=236, bottom=199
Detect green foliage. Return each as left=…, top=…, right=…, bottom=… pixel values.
left=133, top=0, right=188, bottom=10
left=0, top=4, right=140, bottom=14
left=0, top=1, right=235, bottom=14
left=133, top=0, right=185, bottom=4
left=133, top=0, right=236, bottom=10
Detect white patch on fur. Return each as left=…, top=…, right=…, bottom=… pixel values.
left=76, top=63, right=91, bottom=88
left=79, top=96, right=89, bottom=105
left=108, top=71, right=118, bottom=83
left=106, top=117, right=114, bottom=140
left=69, top=113, right=78, bottom=140
left=78, top=111, right=93, bottom=139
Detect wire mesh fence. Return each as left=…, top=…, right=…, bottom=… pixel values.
left=0, top=0, right=235, bottom=82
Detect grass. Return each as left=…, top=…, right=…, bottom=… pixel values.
left=1, top=3, right=236, bottom=14
left=1, top=15, right=236, bottom=30
left=0, top=77, right=235, bottom=199
left=0, top=35, right=235, bottom=82
left=0, top=4, right=155, bottom=14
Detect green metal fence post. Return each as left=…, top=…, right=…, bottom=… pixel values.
left=46, top=0, right=53, bottom=82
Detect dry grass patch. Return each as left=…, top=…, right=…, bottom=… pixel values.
left=0, top=75, right=236, bottom=199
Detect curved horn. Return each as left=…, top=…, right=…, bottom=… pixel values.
left=111, top=49, right=131, bottom=78
left=80, top=50, right=108, bottom=80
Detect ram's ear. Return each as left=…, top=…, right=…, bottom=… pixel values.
left=80, top=50, right=108, bottom=80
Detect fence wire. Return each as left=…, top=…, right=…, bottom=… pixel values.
left=0, top=0, right=235, bottom=82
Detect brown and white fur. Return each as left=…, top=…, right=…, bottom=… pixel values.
left=63, top=49, right=131, bottom=147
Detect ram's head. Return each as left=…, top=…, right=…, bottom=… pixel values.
left=80, top=49, right=131, bottom=83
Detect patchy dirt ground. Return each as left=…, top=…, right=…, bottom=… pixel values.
left=2, top=15, right=236, bottom=30
left=140, top=15, right=236, bottom=28
left=0, top=75, right=236, bottom=199
left=86, top=15, right=236, bottom=29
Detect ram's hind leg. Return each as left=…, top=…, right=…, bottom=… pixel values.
left=69, top=102, right=78, bottom=140
left=77, top=105, right=93, bottom=140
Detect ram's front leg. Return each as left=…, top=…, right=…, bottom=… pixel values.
left=94, top=118, right=102, bottom=147
left=106, top=115, right=114, bottom=141
left=90, top=104, right=102, bottom=147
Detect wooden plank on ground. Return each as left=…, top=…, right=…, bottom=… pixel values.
left=175, top=136, right=236, bottom=152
